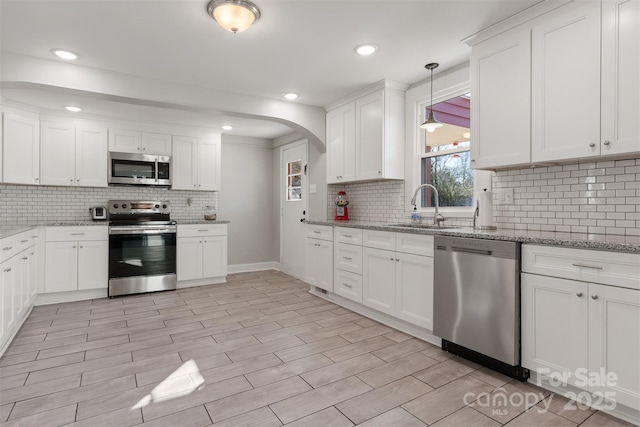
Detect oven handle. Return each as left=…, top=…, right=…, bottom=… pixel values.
left=109, top=227, right=177, bottom=235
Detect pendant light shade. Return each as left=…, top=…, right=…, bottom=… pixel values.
left=207, top=0, right=261, bottom=34
left=420, top=62, right=443, bottom=133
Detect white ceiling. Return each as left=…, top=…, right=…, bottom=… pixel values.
left=0, top=0, right=541, bottom=139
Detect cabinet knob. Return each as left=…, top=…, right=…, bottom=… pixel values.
left=137, top=147, right=141, bottom=150
left=576, top=292, right=583, bottom=297
left=35, top=177, right=39, bottom=181
left=591, top=295, right=599, bottom=300
left=70, top=179, right=74, bottom=182
left=342, top=283, right=352, bottom=288
left=396, top=258, right=400, bottom=262
left=72, top=245, right=76, bottom=248
left=603, top=141, right=611, bottom=146
left=22, top=257, right=28, bottom=260
left=589, top=143, right=596, bottom=148
left=389, top=257, right=394, bottom=261
left=3, top=268, right=11, bottom=272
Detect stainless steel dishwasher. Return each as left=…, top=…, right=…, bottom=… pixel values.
left=433, top=235, right=528, bottom=380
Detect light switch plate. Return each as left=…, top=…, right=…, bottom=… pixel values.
left=309, top=184, right=317, bottom=194
left=496, top=188, right=514, bottom=205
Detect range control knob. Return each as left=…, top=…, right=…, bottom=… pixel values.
left=122, top=204, right=127, bottom=209
left=113, top=204, right=119, bottom=208
left=162, top=204, right=167, bottom=209
left=155, top=204, right=160, bottom=209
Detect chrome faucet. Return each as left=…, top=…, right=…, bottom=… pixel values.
left=410, top=184, right=445, bottom=226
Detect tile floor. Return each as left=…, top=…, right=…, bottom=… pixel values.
left=0, top=270, right=635, bottom=426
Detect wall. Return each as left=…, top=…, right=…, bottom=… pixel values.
left=0, top=184, right=217, bottom=225
left=219, top=135, right=277, bottom=267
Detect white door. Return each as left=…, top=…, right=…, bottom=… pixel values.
left=280, top=141, right=307, bottom=280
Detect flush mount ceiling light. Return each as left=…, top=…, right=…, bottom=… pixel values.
left=52, top=49, right=78, bottom=60
left=64, top=106, right=82, bottom=112
left=221, top=125, right=233, bottom=131
left=283, top=92, right=299, bottom=100
left=420, top=62, right=443, bottom=133
left=207, top=0, right=261, bottom=34
left=355, top=44, right=378, bottom=56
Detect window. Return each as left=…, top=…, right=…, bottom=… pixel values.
left=417, top=94, right=473, bottom=209
left=286, top=159, right=302, bottom=201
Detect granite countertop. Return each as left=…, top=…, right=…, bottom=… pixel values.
left=307, top=220, right=640, bottom=253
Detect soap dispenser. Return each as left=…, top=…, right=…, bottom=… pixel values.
left=411, top=206, right=421, bottom=224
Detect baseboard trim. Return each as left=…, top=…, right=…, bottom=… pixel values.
left=34, top=289, right=108, bottom=305
left=0, top=305, right=33, bottom=358
left=228, top=262, right=281, bottom=274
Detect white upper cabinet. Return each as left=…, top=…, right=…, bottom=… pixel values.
left=325, top=81, right=406, bottom=183
left=172, top=135, right=221, bottom=191
left=531, top=1, right=602, bottom=162
left=326, top=103, right=356, bottom=184
left=41, top=121, right=108, bottom=187
left=470, top=26, right=531, bottom=169
left=601, top=0, right=639, bottom=156
left=2, top=113, right=40, bottom=185
left=109, top=129, right=172, bottom=155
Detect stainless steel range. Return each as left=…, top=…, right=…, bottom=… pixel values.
left=108, top=200, right=177, bottom=297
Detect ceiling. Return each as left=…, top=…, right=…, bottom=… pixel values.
left=0, top=0, right=541, bottom=139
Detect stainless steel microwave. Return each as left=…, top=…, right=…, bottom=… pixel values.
left=108, top=152, right=171, bottom=186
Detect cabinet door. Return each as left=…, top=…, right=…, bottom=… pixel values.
left=177, top=237, right=202, bottom=281
left=531, top=1, right=602, bottom=162
left=522, top=273, right=588, bottom=387
left=1, top=257, right=17, bottom=339
left=470, top=26, right=531, bottom=169
left=77, top=240, right=108, bottom=290
left=355, top=90, right=384, bottom=181
left=18, top=253, right=30, bottom=318
left=202, top=236, right=227, bottom=279
left=326, top=103, right=356, bottom=183
left=76, top=126, right=108, bottom=187
left=28, top=248, right=38, bottom=302
left=197, top=138, right=221, bottom=191
left=334, top=269, right=362, bottom=303
left=45, top=242, right=78, bottom=293
left=395, top=253, right=433, bottom=330
left=601, top=0, right=640, bottom=156
left=2, top=113, right=40, bottom=185
left=40, top=121, right=76, bottom=186
left=108, top=129, right=141, bottom=153
left=172, top=136, right=198, bottom=190
left=588, top=283, right=640, bottom=410
left=316, top=240, right=333, bottom=292
left=141, top=132, right=172, bottom=155
left=362, top=247, right=395, bottom=315
left=305, top=238, right=320, bottom=287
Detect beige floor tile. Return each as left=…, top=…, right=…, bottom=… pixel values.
left=125, top=309, right=195, bottom=327
left=10, top=375, right=136, bottom=420
left=413, top=357, right=480, bottom=388
left=65, top=405, right=143, bottom=427
left=0, top=351, right=38, bottom=367
left=84, top=336, right=172, bottom=360
left=337, top=376, right=434, bottom=424
left=301, top=353, right=385, bottom=388
left=322, top=335, right=395, bottom=363
left=81, top=352, right=182, bottom=386
left=402, top=375, right=495, bottom=425
left=178, top=336, right=260, bottom=361
left=339, top=324, right=394, bottom=343
left=1, top=403, right=76, bottom=427
left=431, top=406, right=501, bottom=427
left=270, top=376, right=372, bottom=424
left=135, top=405, right=212, bottom=427
left=36, top=335, right=130, bottom=360
left=199, top=353, right=283, bottom=385
left=0, top=403, right=13, bottom=422
left=162, top=310, right=230, bottom=328
left=245, top=353, right=334, bottom=388
left=170, top=321, right=243, bottom=342
left=276, top=310, right=337, bottom=327
left=536, top=394, right=595, bottom=424
left=371, top=338, right=431, bottom=362
left=579, top=411, right=638, bottom=427
left=17, top=320, right=89, bottom=337
left=0, top=351, right=85, bottom=378
left=8, top=334, right=46, bottom=346
left=285, top=406, right=353, bottom=427
left=466, top=380, right=549, bottom=424
left=46, top=321, right=129, bottom=341
left=88, top=309, right=165, bottom=326
left=224, top=335, right=304, bottom=362
left=136, top=353, right=231, bottom=387
left=354, top=317, right=379, bottom=327
left=254, top=323, right=322, bottom=344
left=128, top=321, right=205, bottom=342
left=25, top=352, right=132, bottom=385
left=0, top=373, right=27, bottom=391
left=4, top=334, right=87, bottom=357
left=260, top=301, right=316, bottom=316
left=357, top=352, right=438, bottom=388
left=470, top=366, right=513, bottom=388
left=295, top=303, right=341, bottom=316
left=87, top=320, right=166, bottom=342
left=383, top=330, right=413, bottom=343
left=212, top=322, right=282, bottom=343
left=356, top=407, right=426, bottom=427
left=206, top=376, right=311, bottom=422
left=131, top=336, right=215, bottom=361
left=75, top=382, right=156, bottom=420
left=504, top=406, right=578, bottom=427
left=296, top=323, right=362, bottom=344
left=239, top=310, right=301, bottom=328
left=274, top=336, right=350, bottom=363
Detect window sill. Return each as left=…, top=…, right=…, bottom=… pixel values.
left=416, top=207, right=475, bottom=218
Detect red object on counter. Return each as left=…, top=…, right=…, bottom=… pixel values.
left=335, top=191, right=349, bottom=221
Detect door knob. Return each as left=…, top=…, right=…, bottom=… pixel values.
left=300, top=218, right=306, bottom=222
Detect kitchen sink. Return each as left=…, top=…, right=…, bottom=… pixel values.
left=384, top=223, right=460, bottom=230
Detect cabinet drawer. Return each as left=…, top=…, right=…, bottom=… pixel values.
left=334, top=227, right=362, bottom=245
left=362, top=230, right=395, bottom=251
left=522, top=245, right=640, bottom=290
left=334, top=269, right=363, bottom=303
left=306, top=224, right=333, bottom=241
left=396, top=233, right=434, bottom=257
left=335, top=243, right=363, bottom=274
left=1, top=235, right=16, bottom=263
left=178, top=224, right=227, bottom=237
left=46, top=226, right=108, bottom=242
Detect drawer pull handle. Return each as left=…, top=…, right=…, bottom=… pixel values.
left=3, top=247, right=13, bottom=251
left=342, top=256, right=352, bottom=261
left=591, top=295, right=599, bottom=300
left=198, top=229, right=209, bottom=232
left=3, top=268, right=11, bottom=272
left=71, top=233, right=85, bottom=236
left=22, top=257, right=28, bottom=260
left=315, top=243, right=320, bottom=247
left=313, top=231, right=321, bottom=234
left=576, top=292, right=583, bottom=297
left=390, top=258, right=394, bottom=261
left=21, top=239, right=28, bottom=243
left=572, top=263, right=603, bottom=270
left=342, top=283, right=352, bottom=288
left=343, top=234, right=353, bottom=238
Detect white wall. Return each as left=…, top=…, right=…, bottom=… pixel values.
left=219, top=135, right=278, bottom=267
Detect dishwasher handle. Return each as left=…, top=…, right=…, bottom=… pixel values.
left=450, top=246, right=493, bottom=256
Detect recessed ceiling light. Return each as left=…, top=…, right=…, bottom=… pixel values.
left=355, top=44, right=377, bottom=56
left=221, top=125, right=233, bottom=131
left=52, top=49, right=78, bottom=60
left=283, top=93, right=299, bottom=101
left=64, top=106, right=82, bottom=112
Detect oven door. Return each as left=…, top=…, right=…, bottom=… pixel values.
left=109, top=227, right=176, bottom=279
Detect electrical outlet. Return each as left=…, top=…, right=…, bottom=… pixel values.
left=496, top=188, right=514, bottom=205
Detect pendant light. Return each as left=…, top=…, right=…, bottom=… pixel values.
left=207, top=0, right=261, bottom=34
left=420, top=62, right=443, bottom=133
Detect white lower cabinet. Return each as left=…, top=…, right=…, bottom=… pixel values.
left=363, top=247, right=396, bottom=315
left=44, top=227, right=108, bottom=293
left=177, top=224, right=227, bottom=283
left=395, top=252, right=434, bottom=330
left=305, top=232, right=333, bottom=292
left=522, top=245, right=640, bottom=411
